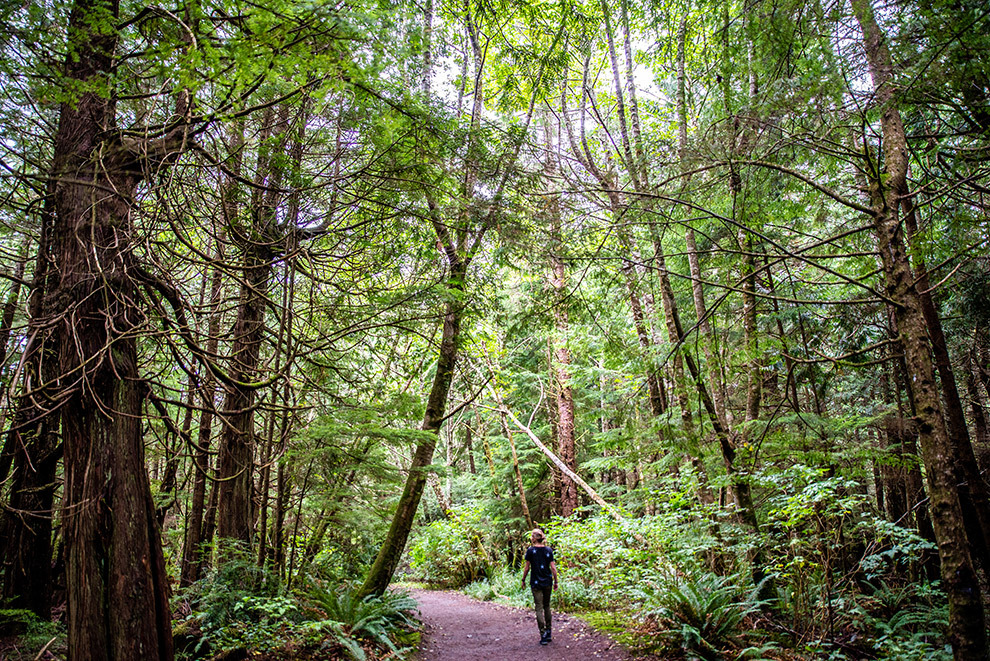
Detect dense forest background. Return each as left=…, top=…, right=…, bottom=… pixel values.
left=0, top=0, right=988, bottom=658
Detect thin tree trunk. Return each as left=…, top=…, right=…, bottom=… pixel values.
left=0, top=195, right=59, bottom=619
left=547, top=155, right=578, bottom=516
left=217, top=104, right=291, bottom=547
left=180, top=236, right=227, bottom=587
left=880, top=355, right=908, bottom=524
left=903, top=198, right=990, bottom=577
left=465, top=424, right=477, bottom=474
left=968, top=349, right=989, bottom=447
left=360, top=258, right=467, bottom=597
left=272, top=460, right=291, bottom=575
left=0, top=235, right=30, bottom=369
left=152, top=386, right=192, bottom=527
left=286, top=459, right=314, bottom=588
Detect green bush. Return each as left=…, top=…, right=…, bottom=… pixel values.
left=407, top=505, right=493, bottom=586
left=849, top=581, right=951, bottom=661
left=176, top=556, right=419, bottom=661
left=180, top=551, right=288, bottom=633
left=463, top=578, right=496, bottom=602
left=463, top=566, right=530, bottom=607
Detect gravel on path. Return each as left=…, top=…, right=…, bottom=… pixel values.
left=410, top=588, right=633, bottom=661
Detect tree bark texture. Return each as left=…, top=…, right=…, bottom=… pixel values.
left=851, top=0, right=988, bottom=654
left=51, top=1, right=176, bottom=657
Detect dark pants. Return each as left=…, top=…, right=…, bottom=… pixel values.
left=531, top=585, right=552, bottom=633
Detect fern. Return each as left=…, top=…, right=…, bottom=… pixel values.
left=305, top=583, right=418, bottom=659
left=637, top=571, right=773, bottom=660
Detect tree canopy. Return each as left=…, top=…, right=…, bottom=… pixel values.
left=0, top=0, right=988, bottom=658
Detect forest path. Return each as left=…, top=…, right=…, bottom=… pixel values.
left=410, top=588, right=634, bottom=661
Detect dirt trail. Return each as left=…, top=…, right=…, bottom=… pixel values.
left=410, top=589, right=633, bottom=661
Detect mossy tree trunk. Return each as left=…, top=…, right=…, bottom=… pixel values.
left=359, top=258, right=467, bottom=597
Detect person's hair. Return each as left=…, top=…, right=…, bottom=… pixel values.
left=530, top=528, right=546, bottom=543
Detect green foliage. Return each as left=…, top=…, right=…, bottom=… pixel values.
left=177, top=554, right=298, bottom=655
left=407, top=505, right=493, bottom=586
left=463, top=566, right=535, bottom=608
left=176, top=555, right=418, bottom=659
left=0, top=609, right=64, bottom=654
left=303, top=583, right=418, bottom=660
left=181, top=552, right=288, bottom=636
left=857, top=521, right=938, bottom=579
left=845, top=582, right=952, bottom=661
left=636, top=570, right=773, bottom=660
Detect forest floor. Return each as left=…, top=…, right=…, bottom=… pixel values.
left=410, top=588, right=650, bottom=661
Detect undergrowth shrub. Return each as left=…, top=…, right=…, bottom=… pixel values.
left=0, top=609, right=64, bottom=658
left=179, top=553, right=290, bottom=652
left=304, top=584, right=418, bottom=661
left=407, top=504, right=492, bottom=586
left=842, top=581, right=951, bottom=661
left=463, top=566, right=538, bottom=609
left=176, top=551, right=418, bottom=660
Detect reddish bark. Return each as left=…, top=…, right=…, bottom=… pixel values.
left=49, top=1, right=180, bottom=656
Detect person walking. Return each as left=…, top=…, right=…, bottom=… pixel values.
left=521, top=528, right=559, bottom=645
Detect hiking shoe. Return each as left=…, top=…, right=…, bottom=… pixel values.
left=540, top=630, right=550, bottom=645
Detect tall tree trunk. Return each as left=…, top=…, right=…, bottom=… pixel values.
left=359, top=0, right=539, bottom=593
left=359, top=257, right=468, bottom=597
left=52, top=1, right=178, bottom=656
left=851, top=0, right=988, bottom=654
left=182, top=119, right=240, bottom=584
left=260, top=252, right=297, bottom=567
left=217, top=105, right=291, bottom=547
left=152, top=386, right=192, bottom=528
left=676, top=4, right=727, bottom=429
left=547, top=152, right=578, bottom=517
left=179, top=238, right=227, bottom=587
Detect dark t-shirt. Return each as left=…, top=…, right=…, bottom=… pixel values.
left=525, top=545, right=555, bottom=588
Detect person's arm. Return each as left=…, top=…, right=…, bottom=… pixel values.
left=521, top=560, right=531, bottom=589
left=550, top=561, right=558, bottom=589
